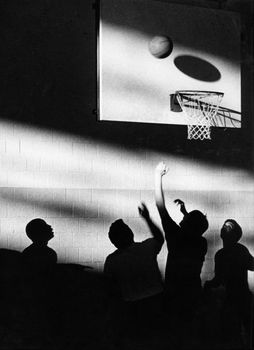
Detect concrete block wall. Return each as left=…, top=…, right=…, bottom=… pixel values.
left=0, top=120, right=253, bottom=288
left=0, top=0, right=253, bottom=291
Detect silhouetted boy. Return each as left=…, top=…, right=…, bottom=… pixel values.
left=154, top=162, right=208, bottom=317
left=204, top=219, right=254, bottom=346
left=22, top=218, right=57, bottom=271
left=104, top=203, right=164, bottom=342
left=21, top=218, right=57, bottom=342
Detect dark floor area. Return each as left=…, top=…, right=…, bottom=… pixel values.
left=0, top=251, right=252, bottom=350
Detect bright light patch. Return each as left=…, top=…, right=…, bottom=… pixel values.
left=0, top=120, right=253, bottom=282
left=99, top=0, right=241, bottom=127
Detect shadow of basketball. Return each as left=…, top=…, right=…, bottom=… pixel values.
left=174, top=55, right=221, bottom=82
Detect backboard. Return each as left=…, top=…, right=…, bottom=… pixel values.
left=98, top=0, right=241, bottom=128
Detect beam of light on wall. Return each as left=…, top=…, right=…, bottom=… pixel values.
left=1, top=119, right=253, bottom=226
left=0, top=120, right=253, bottom=191
left=0, top=120, right=254, bottom=281
left=101, top=23, right=239, bottom=94
left=99, top=22, right=241, bottom=125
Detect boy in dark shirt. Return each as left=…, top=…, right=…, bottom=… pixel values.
left=154, top=162, right=208, bottom=317
left=104, top=204, right=164, bottom=345
left=21, top=218, right=58, bottom=341
left=204, top=219, right=254, bottom=345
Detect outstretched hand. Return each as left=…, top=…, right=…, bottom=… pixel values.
left=174, top=199, right=184, bottom=206
left=174, top=199, right=187, bottom=215
left=138, top=202, right=150, bottom=220
left=155, top=162, right=168, bottom=177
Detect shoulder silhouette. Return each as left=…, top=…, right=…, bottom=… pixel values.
left=22, top=218, right=57, bottom=272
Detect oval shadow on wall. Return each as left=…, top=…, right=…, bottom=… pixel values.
left=174, top=55, right=221, bottom=82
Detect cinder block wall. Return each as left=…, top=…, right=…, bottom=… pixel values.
left=0, top=0, right=253, bottom=288
left=0, top=120, right=254, bottom=287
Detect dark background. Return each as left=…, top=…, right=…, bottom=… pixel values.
left=0, top=0, right=253, bottom=170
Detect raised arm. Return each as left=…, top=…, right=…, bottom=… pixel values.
left=154, top=162, right=181, bottom=242
left=138, top=203, right=164, bottom=246
left=154, top=162, right=168, bottom=214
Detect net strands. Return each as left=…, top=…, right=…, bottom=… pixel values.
left=176, top=91, right=224, bottom=140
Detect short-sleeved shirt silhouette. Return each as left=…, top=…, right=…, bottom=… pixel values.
left=159, top=209, right=207, bottom=291
left=213, top=243, right=254, bottom=297
left=104, top=238, right=163, bottom=302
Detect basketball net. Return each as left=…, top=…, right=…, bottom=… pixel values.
left=176, top=91, right=224, bottom=140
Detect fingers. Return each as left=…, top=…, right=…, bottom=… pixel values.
left=164, top=164, right=169, bottom=174
left=155, top=162, right=169, bottom=175
left=140, top=202, right=147, bottom=210
left=138, top=204, right=144, bottom=213
left=138, top=204, right=144, bottom=215
left=138, top=203, right=149, bottom=218
left=174, top=199, right=184, bottom=205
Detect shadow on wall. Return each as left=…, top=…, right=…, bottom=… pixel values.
left=0, top=188, right=99, bottom=219
left=174, top=55, right=221, bottom=82
left=0, top=0, right=252, bottom=171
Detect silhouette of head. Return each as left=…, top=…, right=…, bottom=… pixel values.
left=108, top=219, right=134, bottom=249
left=180, top=210, right=208, bottom=236
left=26, top=218, right=54, bottom=244
left=220, top=219, right=242, bottom=245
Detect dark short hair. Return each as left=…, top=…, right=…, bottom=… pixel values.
left=181, top=210, right=208, bottom=236
left=220, top=219, right=242, bottom=243
left=108, top=219, right=134, bottom=249
left=26, top=218, right=52, bottom=242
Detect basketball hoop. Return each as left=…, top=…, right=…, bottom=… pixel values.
left=176, top=90, right=224, bottom=140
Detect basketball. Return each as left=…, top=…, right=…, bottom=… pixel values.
left=148, top=35, right=173, bottom=59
